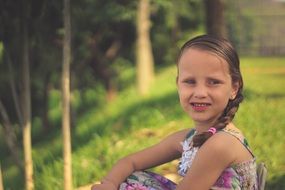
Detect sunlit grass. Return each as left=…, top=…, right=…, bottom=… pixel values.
left=1, top=57, right=285, bottom=189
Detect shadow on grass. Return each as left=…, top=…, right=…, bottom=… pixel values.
left=244, top=88, right=285, bottom=100
left=266, top=174, right=285, bottom=190
left=72, top=90, right=182, bottom=151
left=3, top=90, right=182, bottom=189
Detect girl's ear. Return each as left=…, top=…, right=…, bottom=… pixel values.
left=230, top=81, right=240, bottom=100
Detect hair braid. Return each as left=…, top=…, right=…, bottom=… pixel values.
left=192, top=92, right=243, bottom=147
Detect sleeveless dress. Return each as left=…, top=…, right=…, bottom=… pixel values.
left=119, top=128, right=258, bottom=190
left=178, top=128, right=258, bottom=189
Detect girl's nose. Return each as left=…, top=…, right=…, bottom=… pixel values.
left=193, top=85, right=207, bottom=98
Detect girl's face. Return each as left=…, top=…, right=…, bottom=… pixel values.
left=177, top=48, right=239, bottom=128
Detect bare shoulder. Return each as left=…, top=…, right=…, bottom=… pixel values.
left=200, top=127, right=252, bottom=165
left=196, top=132, right=237, bottom=166
left=209, top=130, right=238, bottom=146
left=177, top=129, right=239, bottom=189
left=218, top=126, right=253, bottom=162
left=204, top=130, right=240, bottom=152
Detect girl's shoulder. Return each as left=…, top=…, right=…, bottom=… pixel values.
left=206, top=124, right=254, bottom=163
left=219, top=124, right=252, bottom=151
left=203, top=129, right=238, bottom=153
left=221, top=125, right=255, bottom=157
left=215, top=124, right=251, bottom=152
left=207, top=125, right=245, bottom=148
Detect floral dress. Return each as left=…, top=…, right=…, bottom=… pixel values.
left=119, top=128, right=258, bottom=190
left=178, top=128, right=258, bottom=190
left=119, top=170, right=176, bottom=190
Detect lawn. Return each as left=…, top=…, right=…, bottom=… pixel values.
left=1, top=57, right=285, bottom=189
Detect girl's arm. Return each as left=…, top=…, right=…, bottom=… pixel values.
left=176, top=132, right=238, bottom=190
left=91, top=129, right=188, bottom=190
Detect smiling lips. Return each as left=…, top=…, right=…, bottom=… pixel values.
left=191, top=103, right=211, bottom=111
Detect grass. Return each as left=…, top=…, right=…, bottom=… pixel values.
left=1, top=57, right=285, bottom=189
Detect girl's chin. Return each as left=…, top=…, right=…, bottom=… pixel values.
left=189, top=115, right=218, bottom=125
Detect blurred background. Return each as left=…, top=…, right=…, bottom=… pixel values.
left=0, top=0, right=284, bottom=189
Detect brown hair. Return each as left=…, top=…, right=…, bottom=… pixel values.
left=177, top=35, right=244, bottom=147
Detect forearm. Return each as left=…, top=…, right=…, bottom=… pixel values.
left=101, top=157, right=135, bottom=188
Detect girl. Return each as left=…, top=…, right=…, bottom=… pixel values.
left=91, top=35, right=258, bottom=190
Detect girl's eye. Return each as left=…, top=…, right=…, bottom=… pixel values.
left=208, top=79, right=221, bottom=85
left=184, top=79, right=195, bottom=84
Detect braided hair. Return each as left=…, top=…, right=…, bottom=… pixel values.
left=177, top=35, right=244, bottom=147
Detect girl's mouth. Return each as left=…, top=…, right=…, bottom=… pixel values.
left=191, top=103, right=211, bottom=111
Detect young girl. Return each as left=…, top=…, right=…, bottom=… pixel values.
left=91, top=35, right=258, bottom=190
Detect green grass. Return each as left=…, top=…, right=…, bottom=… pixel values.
left=1, top=57, right=285, bottom=189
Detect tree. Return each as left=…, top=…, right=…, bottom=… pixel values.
left=204, top=0, right=227, bottom=38
left=0, top=1, right=25, bottom=172
left=0, top=99, right=23, bottom=170
left=21, top=1, right=34, bottom=189
left=0, top=163, right=3, bottom=190
left=0, top=1, right=36, bottom=188
left=62, top=0, right=73, bottom=189
left=151, top=0, right=204, bottom=66
left=136, top=0, right=155, bottom=96
left=71, top=0, right=137, bottom=101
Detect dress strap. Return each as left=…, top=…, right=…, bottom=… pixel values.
left=185, top=128, right=196, bottom=139
left=221, top=128, right=255, bottom=157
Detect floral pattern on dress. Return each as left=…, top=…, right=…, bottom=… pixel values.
left=119, top=171, right=176, bottom=190
left=120, top=127, right=258, bottom=190
left=178, top=129, right=198, bottom=176
left=178, top=127, right=258, bottom=190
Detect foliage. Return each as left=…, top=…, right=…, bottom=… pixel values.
left=225, top=2, right=256, bottom=55
left=1, top=0, right=285, bottom=189
left=0, top=0, right=204, bottom=132
left=1, top=57, right=285, bottom=189
left=151, top=0, right=204, bottom=66
left=225, top=0, right=285, bottom=56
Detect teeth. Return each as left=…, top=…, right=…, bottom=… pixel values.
left=192, top=103, right=208, bottom=107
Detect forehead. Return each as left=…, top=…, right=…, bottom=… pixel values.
left=178, top=48, right=230, bottom=76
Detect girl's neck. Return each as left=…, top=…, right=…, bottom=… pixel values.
left=194, top=122, right=215, bottom=134
left=194, top=122, right=235, bottom=134
left=193, top=115, right=221, bottom=133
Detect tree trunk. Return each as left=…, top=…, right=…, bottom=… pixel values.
left=136, top=0, right=155, bottom=96
left=204, top=0, right=227, bottom=38
left=6, top=50, right=23, bottom=127
left=0, top=100, right=23, bottom=170
left=0, top=161, right=4, bottom=190
left=21, top=1, right=34, bottom=189
left=62, top=0, right=73, bottom=189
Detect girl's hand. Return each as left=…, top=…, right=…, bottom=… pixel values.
left=91, top=181, right=117, bottom=190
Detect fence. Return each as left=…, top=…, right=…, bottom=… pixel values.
left=227, top=0, right=285, bottom=56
